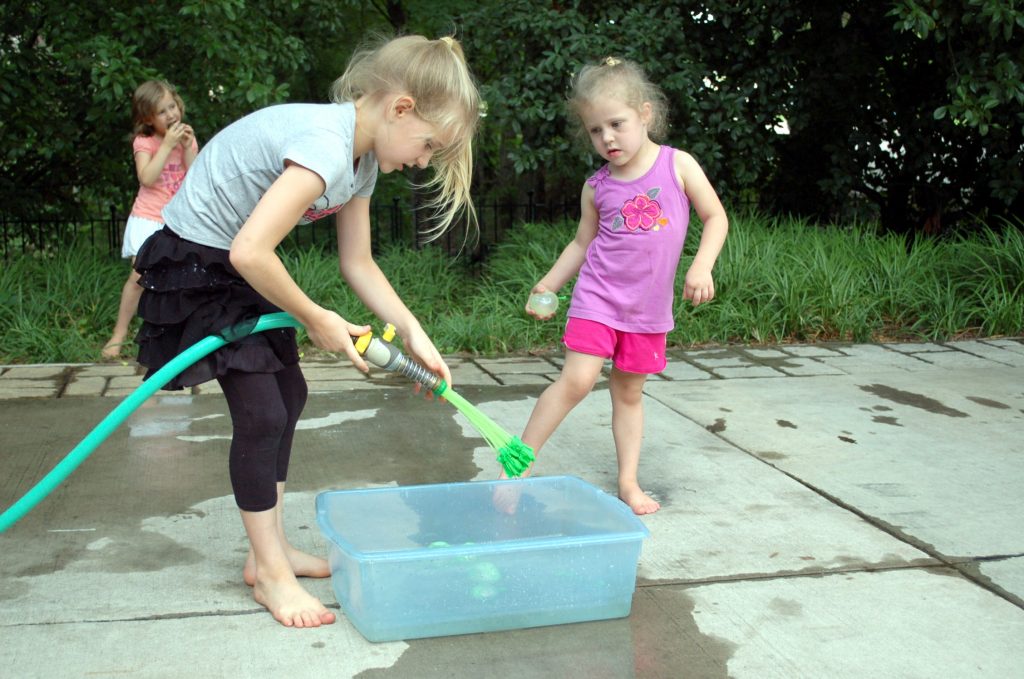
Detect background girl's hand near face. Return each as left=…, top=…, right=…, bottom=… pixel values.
left=162, top=121, right=189, bottom=149
left=177, top=123, right=195, bottom=149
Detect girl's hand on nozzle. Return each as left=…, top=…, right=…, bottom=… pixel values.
left=403, top=327, right=452, bottom=398
left=306, top=309, right=371, bottom=372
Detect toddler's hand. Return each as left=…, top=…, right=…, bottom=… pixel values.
left=525, top=284, right=558, bottom=320
left=683, top=267, right=715, bottom=306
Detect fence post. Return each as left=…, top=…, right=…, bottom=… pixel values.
left=412, top=194, right=420, bottom=250
left=109, top=204, right=119, bottom=256
left=390, top=197, right=398, bottom=243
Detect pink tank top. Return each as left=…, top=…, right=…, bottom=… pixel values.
left=129, top=134, right=196, bottom=222
left=568, top=145, right=690, bottom=333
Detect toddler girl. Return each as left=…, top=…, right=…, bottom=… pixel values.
left=518, top=57, right=729, bottom=515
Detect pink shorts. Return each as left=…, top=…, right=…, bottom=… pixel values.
left=562, top=317, right=667, bottom=374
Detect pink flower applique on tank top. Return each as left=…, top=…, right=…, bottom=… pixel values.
left=588, top=163, right=671, bottom=232
left=612, top=188, right=669, bottom=232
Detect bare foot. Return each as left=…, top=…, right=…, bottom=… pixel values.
left=244, top=546, right=330, bottom=586
left=492, top=463, right=533, bottom=515
left=620, top=485, right=660, bottom=515
left=252, top=572, right=336, bottom=628
left=492, top=482, right=524, bottom=515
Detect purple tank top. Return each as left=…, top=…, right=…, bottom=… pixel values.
left=568, top=145, right=690, bottom=333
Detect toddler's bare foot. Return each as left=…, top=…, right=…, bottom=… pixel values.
left=244, top=546, right=330, bottom=586
left=620, top=485, right=660, bottom=515
left=493, top=463, right=533, bottom=514
left=492, top=482, right=524, bottom=515
left=252, top=573, right=335, bottom=628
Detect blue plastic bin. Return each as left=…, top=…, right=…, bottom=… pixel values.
left=315, top=475, right=650, bottom=641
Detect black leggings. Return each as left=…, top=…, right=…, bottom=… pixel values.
left=216, top=364, right=308, bottom=512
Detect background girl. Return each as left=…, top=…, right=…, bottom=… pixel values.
left=133, top=35, right=480, bottom=627
left=517, top=57, right=729, bottom=515
left=103, top=80, right=198, bottom=359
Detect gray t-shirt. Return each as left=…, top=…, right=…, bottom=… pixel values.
left=162, top=102, right=377, bottom=249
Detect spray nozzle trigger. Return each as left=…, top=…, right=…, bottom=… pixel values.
left=352, top=323, right=444, bottom=394
left=353, top=331, right=373, bottom=356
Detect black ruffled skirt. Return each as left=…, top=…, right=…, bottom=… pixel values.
left=133, top=226, right=298, bottom=390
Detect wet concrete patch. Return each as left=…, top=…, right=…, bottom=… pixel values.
left=68, top=531, right=205, bottom=574
left=859, top=383, right=969, bottom=417
left=951, top=559, right=1024, bottom=609
left=757, top=451, right=788, bottom=461
left=352, top=586, right=735, bottom=679
left=685, top=568, right=1024, bottom=677
left=976, top=556, right=1024, bottom=606
left=965, top=396, right=1012, bottom=410
left=353, top=611, right=650, bottom=678
left=768, top=596, right=804, bottom=616
left=871, top=415, right=902, bottom=426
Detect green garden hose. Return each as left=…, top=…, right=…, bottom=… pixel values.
left=0, top=312, right=300, bottom=533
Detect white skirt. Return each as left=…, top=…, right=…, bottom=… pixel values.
left=121, top=215, right=164, bottom=258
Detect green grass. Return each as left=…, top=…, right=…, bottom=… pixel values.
left=1, top=214, right=1021, bottom=364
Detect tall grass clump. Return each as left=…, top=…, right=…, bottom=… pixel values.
left=0, top=242, right=126, bottom=363
left=459, top=221, right=576, bottom=353
left=937, top=220, right=1024, bottom=337
left=0, top=216, right=1020, bottom=364
left=280, top=241, right=474, bottom=354
left=670, top=213, right=1023, bottom=346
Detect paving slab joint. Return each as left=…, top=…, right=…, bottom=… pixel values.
left=54, top=367, right=75, bottom=398
left=469, top=359, right=503, bottom=385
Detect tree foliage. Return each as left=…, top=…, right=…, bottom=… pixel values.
left=758, top=0, right=1023, bottom=233
left=890, top=0, right=1024, bottom=213
left=1, top=0, right=1019, bottom=236
left=462, top=0, right=1022, bottom=234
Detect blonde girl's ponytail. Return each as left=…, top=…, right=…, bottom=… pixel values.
left=332, top=35, right=481, bottom=241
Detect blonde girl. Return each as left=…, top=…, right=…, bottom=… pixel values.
left=517, top=57, right=729, bottom=515
left=103, top=80, right=198, bottom=359
left=132, top=35, right=480, bottom=627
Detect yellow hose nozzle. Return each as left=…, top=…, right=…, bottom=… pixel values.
left=354, top=324, right=443, bottom=394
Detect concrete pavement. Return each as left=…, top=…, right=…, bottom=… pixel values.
left=1, top=337, right=1023, bottom=678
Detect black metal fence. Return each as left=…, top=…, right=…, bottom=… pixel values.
left=1, top=205, right=125, bottom=260
left=1, top=193, right=581, bottom=263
